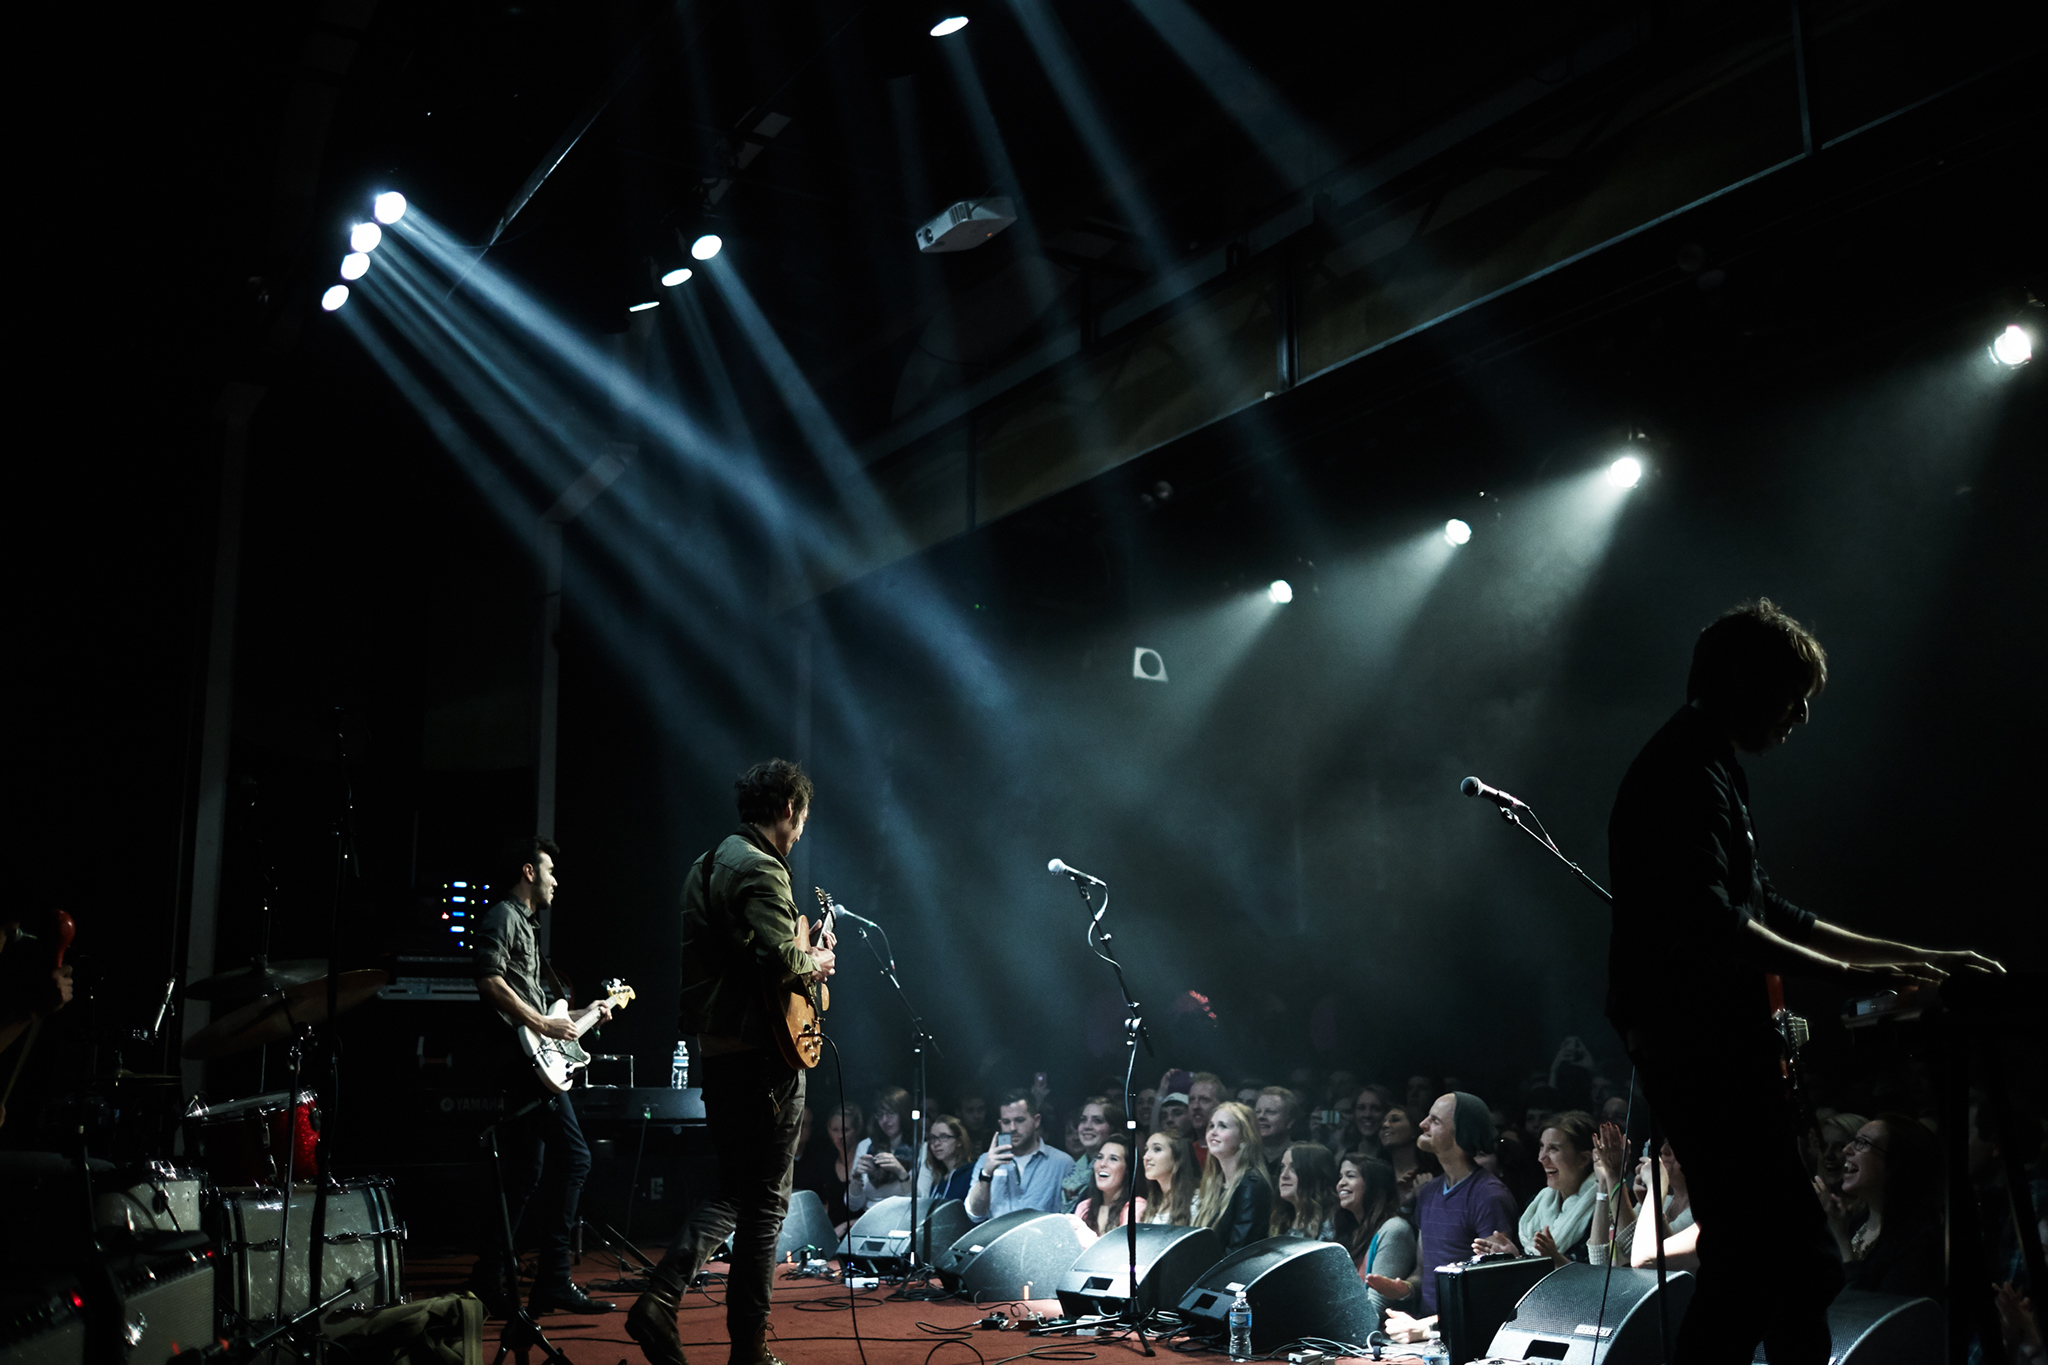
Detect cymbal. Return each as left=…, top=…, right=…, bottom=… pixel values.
left=184, top=959, right=329, bottom=1004
left=181, top=969, right=390, bottom=1060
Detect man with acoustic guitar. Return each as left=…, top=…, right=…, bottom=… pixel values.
left=629, top=759, right=835, bottom=1365
left=472, top=836, right=617, bottom=1316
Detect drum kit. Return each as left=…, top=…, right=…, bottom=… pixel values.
left=1, top=951, right=406, bottom=1364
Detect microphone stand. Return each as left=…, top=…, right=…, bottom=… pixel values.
left=1062, top=871, right=1155, bottom=1356
left=842, top=910, right=946, bottom=1297
left=1467, top=787, right=1678, bottom=1358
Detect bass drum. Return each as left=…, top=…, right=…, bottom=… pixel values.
left=210, top=1178, right=406, bottom=1330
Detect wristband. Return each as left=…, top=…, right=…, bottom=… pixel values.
left=978, top=1170, right=993, bottom=1183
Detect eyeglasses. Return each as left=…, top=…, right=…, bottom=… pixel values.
left=1843, top=1134, right=1887, bottom=1155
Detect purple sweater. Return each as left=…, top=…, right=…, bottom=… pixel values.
left=1414, top=1170, right=1520, bottom=1314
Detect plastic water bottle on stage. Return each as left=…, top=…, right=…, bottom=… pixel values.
left=1227, top=1289, right=1252, bottom=1360
left=671, top=1039, right=689, bottom=1088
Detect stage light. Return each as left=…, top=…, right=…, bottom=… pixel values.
left=628, top=300, right=661, bottom=313
left=340, top=251, right=370, bottom=280
left=350, top=222, right=383, bottom=253
left=661, top=267, right=693, bottom=287
left=930, top=15, right=969, bottom=36
left=1991, top=324, right=2032, bottom=367
left=1267, top=579, right=1293, bottom=604
left=1607, top=455, right=1644, bottom=489
left=690, top=234, right=723, bottom=261
left=321, top=284, right=350, bottom=311
left=1444, top=518, right=1472, bottom=546
left=372, top=191, right=407, bottom=225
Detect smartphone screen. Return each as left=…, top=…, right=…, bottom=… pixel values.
left=996, top=1132, right=1013, bottom=1148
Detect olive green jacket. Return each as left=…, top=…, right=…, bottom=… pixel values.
left=676, top=825, right=819, bottom=1049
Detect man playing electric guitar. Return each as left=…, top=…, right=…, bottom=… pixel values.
left=628, top=760, right=836, bottom=1365
left=471, top=835, right=618, bottom=1316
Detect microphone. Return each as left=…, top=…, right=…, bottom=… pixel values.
left=149, top=975, right=178, bottom=1037
left=834, top=905, right=878, bottom=927
left=1047, top=858, right=1107, bottom=886
left=1460, top=776, right=1530, bottom=811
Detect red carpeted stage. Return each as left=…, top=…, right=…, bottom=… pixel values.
left=405, top=1253, right=1429, bottom=1365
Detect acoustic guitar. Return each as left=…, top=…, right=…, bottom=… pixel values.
left=768, top=889, right=837, bottom=1070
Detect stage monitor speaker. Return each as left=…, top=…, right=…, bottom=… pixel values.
left=1057, top=1224, right=1221, bottom=1321
left=777, top=1190, right=838, bottom=1263
left=1437, top=1256, right=1558, bottom=1364
left=1747, top=1289, right=1940, bottom=1365
left=839, top=1197, right=972, bottom=1269
left=1483, top=1262, right=1695, bottom=1365
left=1176, top=1237, right=1379, bottom=1354
left=937, top=1212, right=1087, bottom=1303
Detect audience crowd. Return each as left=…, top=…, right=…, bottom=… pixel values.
left=787, top=1035, right=2045, bottom=1360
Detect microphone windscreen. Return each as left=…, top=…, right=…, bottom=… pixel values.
left=1047, top=858, right=1064, bottom=874
left=1460, top=776, right=1482, bottom=798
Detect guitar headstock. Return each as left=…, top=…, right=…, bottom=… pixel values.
left=600, top=978, right=637, bottom=1012
left=813, top=887, right=837, bottom=927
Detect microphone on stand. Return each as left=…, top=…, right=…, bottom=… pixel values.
left=1460, top=776, right=1530, bottom=811
left=1047, top=858, right=1107, bottom=886
left=149, top=975, right=178, bottom=1038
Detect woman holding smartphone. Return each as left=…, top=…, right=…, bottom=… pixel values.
left=848, top=1086, right=915, bottom=1211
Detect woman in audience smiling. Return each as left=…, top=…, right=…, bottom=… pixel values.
left=1474, top=1110, right=1599, bottom=1264
left=1072, top=1137, right=1145, bottom=1241
left=1195, top=1101, right=1274, bottom=1252
left=1061, top=1096, right=1126, bottom=1212
left=1816, top=1113, right=1946, bottom=1298
left=1272, top=1142, right=1341, bottom=1239
left=1143, top=1130, right=1197, bottom=1226
left=1338, top=1155, right=1418, bottom=1324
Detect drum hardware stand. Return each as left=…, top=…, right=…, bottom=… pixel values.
left=481, top=1097, right=576, bottom=1365
left=1059, top=867, right=1155, bottom=1356
left=840, top=904, right=948, bottom=1298
left=243, top=1276, right=361, bottom=1363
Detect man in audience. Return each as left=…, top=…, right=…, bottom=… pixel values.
left=1154, top=1090, right=1192, bottom=1140
left=1254, top=1087, right=1296, bottom=1176
left=1405, top=1076, right=1436, bottom=1117
left=964, top=1088, right=1070, bottom=1223
left=1187, top=1072, right=1225, bottom=1169
left=1406, top=1093, right=1519, bottom=1318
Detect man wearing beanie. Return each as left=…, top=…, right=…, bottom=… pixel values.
left=1373, top=1092, right=1518, bottom=1317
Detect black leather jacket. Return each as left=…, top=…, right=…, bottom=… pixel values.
left=1215, top=1173, right=1274, bottom=1253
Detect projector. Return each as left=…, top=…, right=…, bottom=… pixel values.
left=916, top=197, right=1017, bottom=253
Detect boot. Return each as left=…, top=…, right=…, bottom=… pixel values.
left=727, top=1325, right=786, bottom=1365
left=625, top=1284, right=689, bottom=1365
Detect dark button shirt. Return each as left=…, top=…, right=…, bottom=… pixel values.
left=1607, top=705, right=1817, bottom=1045
left=473, top=896, right=549, bottom=1017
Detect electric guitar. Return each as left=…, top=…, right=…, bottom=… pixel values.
left=768, top=890, right=837, bottom=1070
left=511, top=978, right=636, bottom=1093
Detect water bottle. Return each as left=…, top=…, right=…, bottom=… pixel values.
left=670, top=1039, right=689, bottom=1089
left=1227, top=1288, right=1252, bottom=1360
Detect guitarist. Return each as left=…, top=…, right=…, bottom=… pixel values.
left=628, top=760, right=835, bottom=1365
left=1607, top=600, right=2003, bottom=1365
left=471, top=835, right=617, bottom=1316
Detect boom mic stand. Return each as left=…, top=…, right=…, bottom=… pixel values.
left=1462, top=777, right=1672, bottom=1363
left=838, top=906, right=948, bottom=1298
left=1057, top=866, right=1155, bottom=1357
left=481, top=1097, right=577, bottom=1365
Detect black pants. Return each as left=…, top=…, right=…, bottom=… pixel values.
left=487, top=1088, right=592, bottom=1294
left=1629, top=1032, right=1842, bottom=1365
left=653, top=1048, right=805, bottom=1341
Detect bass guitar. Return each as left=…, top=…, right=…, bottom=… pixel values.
left=768, top=890, right=837, bottom=1070
left=512, top=978, right=636, bottom=1093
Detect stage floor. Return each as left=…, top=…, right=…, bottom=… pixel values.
left=405, top=1252, right=1429, bottom=1365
